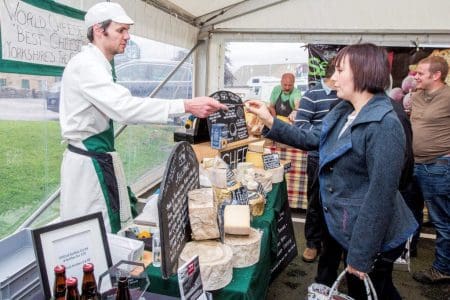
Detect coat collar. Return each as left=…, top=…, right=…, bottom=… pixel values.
left=319, top=93, right=394, bottom=169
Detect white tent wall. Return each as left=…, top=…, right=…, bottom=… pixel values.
left=55, top=0, right=199, bottom=50
left=200, top=0, right=450, bottom=94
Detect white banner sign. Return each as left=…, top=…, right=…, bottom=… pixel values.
left=0, top=0, right=85, bottom=66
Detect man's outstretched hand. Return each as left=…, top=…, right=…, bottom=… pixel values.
left=184, top=97, right=228, bottom=118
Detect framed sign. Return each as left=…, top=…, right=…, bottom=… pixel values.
left=32, top=212, right=112, bottom=298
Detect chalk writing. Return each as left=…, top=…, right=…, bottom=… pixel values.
left=0, top=0, right=85, bottom=66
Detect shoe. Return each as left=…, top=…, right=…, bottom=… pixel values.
left=413, top=267, right=450, bottom=284
left=302, top=247, right=318, bottom=262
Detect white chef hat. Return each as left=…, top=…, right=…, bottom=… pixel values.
left=84, top=2, right=134, bottom=28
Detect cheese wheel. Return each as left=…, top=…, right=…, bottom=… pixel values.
left=270, top=165, right=284, bottom=183
left=224, top=205, right=251, bottom=235
left=224, top=228, right=262, bottom=268
left=188, top=188, right=219, bottom=240
left=248, top=140, right=265, bottom=153
left=254, top=168, right=273, bottom=193
left=179, top=241, right=233, bottom=291
left=248, top=194, right=265, bottom=217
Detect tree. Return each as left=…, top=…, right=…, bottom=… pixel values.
left=224, top=46, right=235, bottom=86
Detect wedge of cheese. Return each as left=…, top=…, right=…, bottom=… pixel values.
left=224, top=205, right=251, bottom=235
left=188, top=188, right=219, bottom=240
left=224, top=227, right=262, bottom=268
left=179, top=241, right=233, bottom=291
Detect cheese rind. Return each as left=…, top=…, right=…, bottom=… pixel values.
left=179, top=241, right=233, bottom=290
left=224, top=228, right=262, bottom=268
left=188, top=188, right=219, bottom=240
left=224, top=205, right=251, bottom=235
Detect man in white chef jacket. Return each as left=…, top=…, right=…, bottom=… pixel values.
left=59, top=2, right=226, bottom=233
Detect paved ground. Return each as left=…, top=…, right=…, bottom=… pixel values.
left=267, top=210, right=449, bottom=300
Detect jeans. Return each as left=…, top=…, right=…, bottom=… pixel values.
left=414, top=156, right=450, bottom=275
left=304, top=154, right=324, bottom=249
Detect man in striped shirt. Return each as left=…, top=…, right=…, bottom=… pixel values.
left=294, top=63, right=340, bottom=264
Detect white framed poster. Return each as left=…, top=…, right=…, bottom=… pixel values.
left=32, top=212, right=112, bottom=298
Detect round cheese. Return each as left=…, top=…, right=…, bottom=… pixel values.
left=224, top=228, right=262, bottom=268
left=179, top=241, right=233, bottom=290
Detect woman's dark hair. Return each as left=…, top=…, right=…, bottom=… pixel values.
left=334, top=43, right=390, bottom=94
left=86, top=19, right=113, bottom=42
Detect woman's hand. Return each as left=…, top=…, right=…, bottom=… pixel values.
left=245, top=100, right=274, bottom=129
left=347, top=265, right=367, bottom=280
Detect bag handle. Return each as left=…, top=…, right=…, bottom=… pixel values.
left=327, top=268, right=378, bottom=300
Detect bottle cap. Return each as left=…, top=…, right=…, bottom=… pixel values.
left=83, top=262, right=94, bottom=272
left=54, top=265, right=66, bottom=274
left=66, top=277, right=78, bottom=286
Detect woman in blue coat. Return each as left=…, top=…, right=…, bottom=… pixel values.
left=247, top=43, right=417, bottom=299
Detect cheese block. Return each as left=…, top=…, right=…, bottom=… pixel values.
left=207, top=167, right=227, bottom=188
left=246, top=151, right=263, bottom=168
left=253, top=168, right=272, bottom=193
left=224, top=228, right=262, bottom=268
left=270, top=165, right=284, bottom=183
left=188, top=188, right=219, bottom=240
left=248, top=140, right=265, bottom=153
left=224, top=205, right=251, bottom=235
left=248, top=194, right=265, bottom=217
left=179, top=241, right=233, bottom=291
left=213, top=182, right=241, bottom=206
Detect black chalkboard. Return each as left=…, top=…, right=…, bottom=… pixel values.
left=158, top=142, right=200, bottom=279
left=270, top=196, right=298, bottom=279
left=262, top=153, right=281, bottom=170
left=220, top=145, right=248, bottom=169
left=207, top=91, right=249, bottom=143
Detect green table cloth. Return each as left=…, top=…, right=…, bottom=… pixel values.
left=147, top=181, right=291, bottom=299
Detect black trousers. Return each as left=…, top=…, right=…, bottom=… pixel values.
left=304, top=155, right=324, bottom=249
left=316, top=230, right=405, bottom=300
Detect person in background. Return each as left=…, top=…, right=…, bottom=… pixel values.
left=410, top=55, right=450, bottom=284
left=59, top=2, right=226, bottom=233
left=294, top=62, right=340, bottom=263
left=246, top=43, right=417, bottom=299
left=268, top=73, right=301, bottom=122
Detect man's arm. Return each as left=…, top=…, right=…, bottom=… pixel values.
left=294, top=91, right=316, bottom=129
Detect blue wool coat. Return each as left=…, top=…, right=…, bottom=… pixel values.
left=265, top=93, right=418, bottom=272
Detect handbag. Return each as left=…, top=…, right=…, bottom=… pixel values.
left=307, top=268, right=378, bottom=300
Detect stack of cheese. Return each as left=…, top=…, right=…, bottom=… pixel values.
left=246, top=140, right=284, bottom=184
left=186, top=187, right=233, bottom=290
left=223, top=204, right=262, bottom=268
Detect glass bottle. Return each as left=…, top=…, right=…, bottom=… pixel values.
left=53, top=265, right=66, bottom=300
left=81, top=263, right=98, bottom=300
left=65, top=277, right=80, bottom=300
left=152, top=229, right=161, bottom=267
left=115, top=276, right=131, bottom=300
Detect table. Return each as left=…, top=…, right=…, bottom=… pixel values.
left=147, top=181, right=296, bottom=299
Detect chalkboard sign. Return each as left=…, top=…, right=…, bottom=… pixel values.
left=220, top=145, right=248, bottom=169
left=207, top=91, right=249, bottom=143
left=158, top=142, right=200, bottom=279
left=270, top=197, right=298, bottom=278
left=262, top=153, right=281, bottom=170
left=230, top=186, right=249, bottom=205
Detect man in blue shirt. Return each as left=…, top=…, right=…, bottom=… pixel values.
left=294, top=63, right=340, bottom=263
